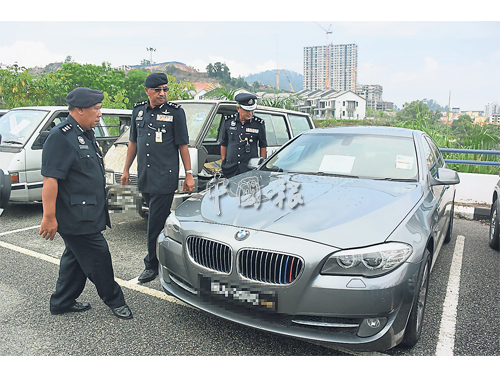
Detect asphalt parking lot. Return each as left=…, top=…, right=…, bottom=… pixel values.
left=0, top=203, right=498, bottom=359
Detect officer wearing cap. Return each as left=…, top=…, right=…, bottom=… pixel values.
left=121, top=73, right=194, bottom=283
left=39, top=87, right=132, bottom=319
left=220, top=93, right=267, bottom=178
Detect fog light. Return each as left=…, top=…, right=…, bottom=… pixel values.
left=366, top=318, right=381, bottom=329
left=357, top=317, right=388, bottom=338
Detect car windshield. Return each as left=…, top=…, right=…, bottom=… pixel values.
left=113, top=102, right=215, bottom=146
left=262, top=132, right=418, bottom=181
left=0, top=109, right=49, bottom=146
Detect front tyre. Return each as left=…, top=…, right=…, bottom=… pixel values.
left=489, top=200, right=500, bottom=250
left=401, top=250, right=431, bottom=348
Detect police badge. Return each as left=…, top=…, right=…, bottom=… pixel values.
left=77, top=136, right=85, bottom=145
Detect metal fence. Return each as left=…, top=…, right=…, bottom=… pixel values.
left=440, top=148, right=500, bottom=167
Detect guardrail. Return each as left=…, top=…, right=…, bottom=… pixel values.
left=440, top=148, right=500, bottom=167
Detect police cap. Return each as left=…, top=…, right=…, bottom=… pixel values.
left=235, top=93, right=257, bottom=111
left=145, top=73, right=169, bottom=88
left=66, top=87, right=104, bottom=108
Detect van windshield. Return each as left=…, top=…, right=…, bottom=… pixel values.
left=0, top=110, right=49, bottom=147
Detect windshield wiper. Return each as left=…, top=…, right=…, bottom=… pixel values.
left=316, top=172, right=359, bottom=178
left=2, top=140, right=23, bottom=145
left=372, top=177, right=417, bottom=182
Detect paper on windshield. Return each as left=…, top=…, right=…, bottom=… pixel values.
left=319, top=155, right=355, bottom=174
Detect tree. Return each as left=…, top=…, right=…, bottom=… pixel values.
left=396, top=100, right=441, bottom=126
left=0, top=64, right=56, bottom=107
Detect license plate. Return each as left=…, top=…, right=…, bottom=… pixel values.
left=199, top=275, right=277, bottom=312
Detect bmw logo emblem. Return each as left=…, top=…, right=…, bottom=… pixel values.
left=235, top=229, right=250, bottom=241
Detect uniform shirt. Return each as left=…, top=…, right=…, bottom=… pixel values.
left=129, top=100, right=189, bottom=194
left=41, top=115, right=110, bottom=235
left=220, top=113, right=267, bottom=176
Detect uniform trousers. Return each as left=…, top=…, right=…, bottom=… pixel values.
left=49, top=232, right=125, bottom=310
left=142, top=192, right=174, bottom=270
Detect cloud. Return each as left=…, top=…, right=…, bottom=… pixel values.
left=424, top=57, right=439, bottom=72
left=0, top=40, right=66, bottom=67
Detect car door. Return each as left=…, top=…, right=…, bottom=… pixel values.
left=422, top=135, right=449, bottom=252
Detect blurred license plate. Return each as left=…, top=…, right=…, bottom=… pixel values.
left=199, top=275, right=277, bottom=311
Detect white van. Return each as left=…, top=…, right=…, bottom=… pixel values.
left=0, top=106, right=131, bottom=203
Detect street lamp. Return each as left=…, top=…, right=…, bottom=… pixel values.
left=146, top=47, right=156, bottom=66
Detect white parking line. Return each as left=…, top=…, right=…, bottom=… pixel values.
left=0, top=225, right=41, bottom=236
left=0, top=239, right=190, bottom=308
left=435, top=235, right=465, bottom=356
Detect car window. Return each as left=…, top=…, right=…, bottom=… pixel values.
left=203, top=113, right=222, bottom=142
left=0, top=110, right=49, bottom=146
left=263, top=133, right=418, bottom=181
left=257, top=113, right=290, bottom=147
left=100, top=115, right=130, bottom=137
left=422, top=137, right=438, bottom=178
left=423, top=136, right=444, bottom=178
left=289, top=115, right=312, bottom=137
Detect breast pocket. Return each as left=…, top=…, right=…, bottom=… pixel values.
left=70, top=194, right=97, bottom=222
left=78, top=151, right=95, bottom=171
left=137, top=122, right=146, bottom=137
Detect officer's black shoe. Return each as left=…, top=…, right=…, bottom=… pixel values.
left=111, top=304, right=133, bottom=320
left=138, top=268, right=158, bottom=283
left=51, top=302, right=91, bottom=315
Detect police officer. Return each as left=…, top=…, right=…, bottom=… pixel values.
left=220, top=93, right=267, bottom=178
left=39, top=87, right=132, bottom=320
left=121, top=73, right=194, bottom=283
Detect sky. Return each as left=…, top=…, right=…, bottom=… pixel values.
left=1, top=1, right=499, bottom=111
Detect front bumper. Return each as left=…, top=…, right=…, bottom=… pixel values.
left=156, top=225, right=423, bottom=352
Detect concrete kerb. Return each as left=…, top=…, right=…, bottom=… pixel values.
left=453, top=172, right=498, bottom=221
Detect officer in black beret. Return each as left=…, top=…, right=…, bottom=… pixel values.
left=220, top=93, right=267, bottom=178
left=39, top=87, right=133, bottom=319
left=121, top=73, right=194, bottom=283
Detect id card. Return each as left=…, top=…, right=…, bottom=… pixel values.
left=155, top=131, right=162, bottom=142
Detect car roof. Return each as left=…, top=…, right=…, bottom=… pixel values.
left=306, top=126, right=417, bottom=138
left=6, top=106, right=131, bottom=114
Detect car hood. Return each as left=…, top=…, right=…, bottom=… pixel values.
left=176, top=171, right=423, bottom=249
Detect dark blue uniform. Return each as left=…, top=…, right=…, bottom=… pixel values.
left=220, top=113, right=267, bottom=178
left=42, top=115, right=125, bottom=311
left=130, top=100, right=189, bottom=270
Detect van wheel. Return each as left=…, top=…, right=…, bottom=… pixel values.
left=401, top=250, right=431, bottom=347
left=489, top=200, right=500, bottom=250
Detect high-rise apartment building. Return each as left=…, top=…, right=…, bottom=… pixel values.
left=303, top=44, right=358, bottom=92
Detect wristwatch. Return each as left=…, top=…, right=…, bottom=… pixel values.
left=185, top=170, right=193, bottom=174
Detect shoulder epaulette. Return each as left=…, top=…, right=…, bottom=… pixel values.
left=134, top=100, right=148, bottom=108
left=224, top=113, right=237, bottom=121
left=166, top=101, right=181, bottom=109
left=60, top=123, right=73, bottom=133
left=252, top=115, right=264, bottom=124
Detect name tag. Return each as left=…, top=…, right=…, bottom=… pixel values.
left=246, top=128, right=259, bottom=134
left=155, top=131, right=162, bottom=142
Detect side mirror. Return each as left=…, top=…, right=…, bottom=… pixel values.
left=0, top=169, right=11, bottom=216
left=247, top=157, right=264, bottom=170
left=430, top=167, right=460, bottom=186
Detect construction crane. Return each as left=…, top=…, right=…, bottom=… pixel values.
left=315, top=22, right=332, bottom=90
left=283, top=70, right=295, bottom=93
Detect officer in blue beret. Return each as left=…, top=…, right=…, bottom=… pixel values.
left=220, top=93, right=267, bottom=178
left=39, top=87, right=132, bottom=319
left=121, top=73, right=194, bottom=283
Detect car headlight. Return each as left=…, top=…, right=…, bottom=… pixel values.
left=105, top=171, right=115, bottom=185
left=165, top=212, right=183, bottom=243
left=321, top=242, right=413, bottom=277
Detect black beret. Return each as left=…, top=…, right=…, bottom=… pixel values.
left=235, top=93, right=257, bottom=111
left=145, top=73, right=169, bottom=88
left=66, top=87, right=104, bottom=108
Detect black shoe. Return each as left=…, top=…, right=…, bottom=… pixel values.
left=138, top=268, right=158, bottom=283
left=51, top=302, right=91, bottom=315
left=111, top=304, right=133, bottom=320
